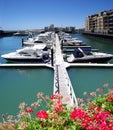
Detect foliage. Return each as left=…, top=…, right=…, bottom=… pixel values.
left=0, top=85, right=113, bottom=130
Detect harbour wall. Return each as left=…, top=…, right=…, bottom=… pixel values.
left=83, top=32, right=113, bottom=40
left=0, top=30, right=17, bottom=37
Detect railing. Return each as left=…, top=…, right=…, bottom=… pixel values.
left=54, top=64, right=60, bottom=94
left=65, top=69, right=78, bottom=107
left=53, top=34, right=78, bottom=108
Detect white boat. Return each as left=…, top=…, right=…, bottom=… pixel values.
left=1, top=44, right=50, bottom=63
left=23, top=37, right=44, bottom=46
left=23, top=33, right=53, bottom=48
left=62, top=37, right=85, bottom=46
left=13, top=32, right=28, bottom=36
left=67, top=47, right=113, bottom=63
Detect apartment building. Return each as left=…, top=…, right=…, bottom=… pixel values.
left=85, top=9, right=113, bottom=34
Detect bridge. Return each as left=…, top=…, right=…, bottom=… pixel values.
left=53, top=34, right=78, bottom=108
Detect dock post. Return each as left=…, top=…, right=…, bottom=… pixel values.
left=51, top=48, right=54, bottom=66
left=61, top=40, right=63, bottom=50
left=22, top=38, right=24, bottom=46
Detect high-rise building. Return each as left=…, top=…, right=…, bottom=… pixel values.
left=85, top=9, right=113, bottom=34
left=49, top=24, right=54, bottom=31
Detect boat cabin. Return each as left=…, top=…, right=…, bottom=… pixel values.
left=73, top=47, right=92, bottom=58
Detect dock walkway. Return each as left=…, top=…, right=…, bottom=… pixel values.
left=53, top=34, right=78, bottom=108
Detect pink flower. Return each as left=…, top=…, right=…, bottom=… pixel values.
left=106, top=91, right=113, bottom=101
left=50, top=94, right=57, bottom=100
left=108, top=121, right=113, bottom=128
left=25, top=107, right=34, bottom=113
left=55, top=107, right=64, bottom=113
left=53, top=99, right=63, bottom=113
left=90, top=92, right=96, bottom=97
left=112, top=84, right=113, bottom=88
left=91, top=106, right=101, bottom=112
left=100, top=122, right=107, bottom=130
left=96, top=88, right=103, bottom=93
left=70, top=109, right=86, bottom=120
left=82, top=115, right=91, bottom=128
left=36, top=110, right=48, bottom=119
left=94, top=111, right=110, bottom=123
left=103, top=83, right=109, bottom=87
left=53, top=99, right=62, bottom=108
left=85, top=98, right=90, bottom=102
left=96, top=106, right=102, bottom=111
left=19, top=102, right=26, bottom=109
left=50, top=94, right=63, bottom=100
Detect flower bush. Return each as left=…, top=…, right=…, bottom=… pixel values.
left=0, top=85, right=113, bottom=130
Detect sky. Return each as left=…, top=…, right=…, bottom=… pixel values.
left=0, top=0, right=113, bottom=30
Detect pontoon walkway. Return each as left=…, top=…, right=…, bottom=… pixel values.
left=53, top=34, right=78, bottom=108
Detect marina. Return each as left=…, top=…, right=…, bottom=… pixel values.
left=0, top=33, right=79, bottom=108
left=0, top=32, right=113, bottom=120
left=1, top=1, right=113, bottom=128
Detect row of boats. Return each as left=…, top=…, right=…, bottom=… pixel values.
left=1, top=32, right=54, bottom=63
left=1, top=31, right=113, bottom=63
left=59, top=32, right=113, bottom=63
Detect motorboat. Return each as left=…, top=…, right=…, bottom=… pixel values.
left=62, top=37, right=84, bottom=46
left=13, top=32, right=28, bottom=36
left=67, top=47, right=113, bottom=63
left=23, top=37, right=44, bottom=46
left=60, top=35, right=87, bottom=46
left=23, top=32, right=53, bottom=48
left=1, top=44, right=50, bottom=63
left=58, top=32, right=72, bottom=40
left=58, top=32, right=85, bottom=46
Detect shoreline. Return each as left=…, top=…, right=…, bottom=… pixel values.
left=82, top=32, right=113, bottom=40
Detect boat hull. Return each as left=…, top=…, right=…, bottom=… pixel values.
left=3, top=57, right=50, bottom=63
left=67, top=56, right=113, bottom=63
left=67, top=47, right=113, bottom=63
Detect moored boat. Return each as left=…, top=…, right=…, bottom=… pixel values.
left=62, top=37, right=84, bottom=46
left=1, top=44, right=50, bottom=63
left=67, top=47, right=113, bottom=63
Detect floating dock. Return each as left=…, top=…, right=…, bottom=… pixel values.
left=0, top=63, right=53, bottom=68
left=53, top=34, right=78, bottom=108
left=65, top=63, right=113, bottom=68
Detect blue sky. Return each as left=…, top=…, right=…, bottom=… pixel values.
left=0, top=0, right=113, bottom=30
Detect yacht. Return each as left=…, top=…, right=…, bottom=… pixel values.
left=23, top=37, right=44, bottom=46
left=67, top=47, right=113, bottom=63
left=63, top=38, right=83, bottom=46
left=1, top=44, right=50, bottom=63
left=23, top=33, right=53, bottom=48
left=13, top=32, right=28, bottom=36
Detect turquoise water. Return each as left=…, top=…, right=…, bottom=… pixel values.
left=68, top=67, right=113, bottom=99
left=0, top=67, right=54, bottom=121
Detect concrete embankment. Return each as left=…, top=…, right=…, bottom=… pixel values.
left=83, top=32, right=113, bottom=40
